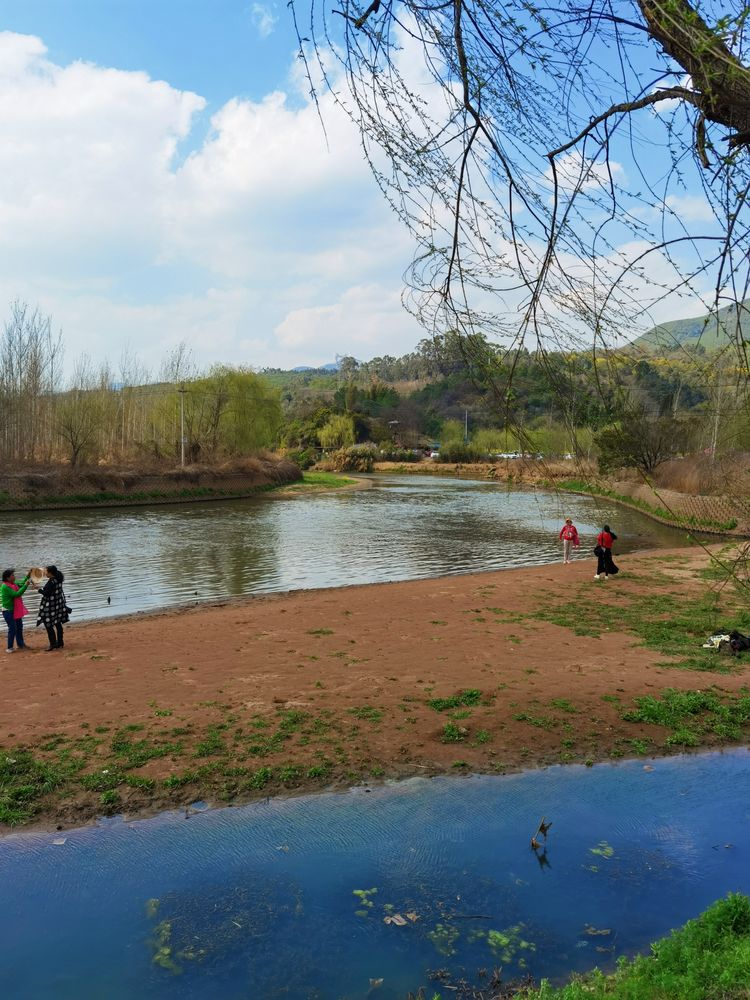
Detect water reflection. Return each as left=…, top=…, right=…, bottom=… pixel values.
left=0, top=751, right=747, bottom=999
left=0, top=474, right=694, bottom=621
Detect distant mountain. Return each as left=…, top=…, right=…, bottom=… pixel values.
left=291, top=362, right=340, bottom=372
left=632, top=300, right=750, bottom=353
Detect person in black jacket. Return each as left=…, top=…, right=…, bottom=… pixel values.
left=36, top=565, right=69, bottom=651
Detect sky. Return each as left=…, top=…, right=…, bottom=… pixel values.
left=0, top=0, right=427, bottom=375
left=0, top=1, right=720, bottom=378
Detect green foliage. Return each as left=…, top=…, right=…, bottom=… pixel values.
left=324, top=443, right=376, bottom=472
left=511, top=894, right=750, bottom=999
left=285, top=448, right=316, bottom=469
left=378, top=446, right=420, bottom=461
left=428, top=689, right=483, bottom=711
left=595, top=409, right=689, bottom=474
left=621, top=688, right=750, bottom=747
left=0, top=750, right=75, bottom=825
left=300, top=471, right=355, bottom=488
left=347, top=706, right=383, bottom=722
left=318, top=414, right=355, bottom=449
left=153, top=366, right=282, bottom=461
left=440, top=722, right=467, bottom=743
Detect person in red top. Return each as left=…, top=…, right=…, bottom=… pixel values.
left=595, top=524, right=619, bottom=580
left=558, top=517, right=579, bottom=564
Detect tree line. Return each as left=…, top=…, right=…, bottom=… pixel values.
left=0, top=304, right=282, bottom=468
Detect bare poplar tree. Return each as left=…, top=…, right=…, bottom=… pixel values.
left=0, top=302, right=63, bottom=463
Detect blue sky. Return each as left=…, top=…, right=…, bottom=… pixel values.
left=0, top=1, right=425, bottom=374
left=0, top=2, right=718, bottom=378
left=0, top=0, right=294, bottom=105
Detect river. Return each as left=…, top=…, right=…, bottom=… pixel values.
left=0, top=474, right=694, bottom=621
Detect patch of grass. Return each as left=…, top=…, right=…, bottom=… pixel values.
left=440, top=722, right=467, bottom=743
left=620, top=688, right=750, bottom=748
left=193, top=727, right=226, bottom=758
left=307, top=628, right=334, bottom=636
left=163, top=771, right=197, bottom=789
left=111, top=730, right=183, bottom=768
left=124, top=775, right=156, bottom=791
left=298, top=471, right=356, bottom=489
left=347, top=706, right=383, bottom=723
left=80, top=769, right=125, bottom=792
left=0, top=751, right=76, bottom=825
left=513, top=894, right=750, bottom=1000
left=306, top=763, right=331, bottom=779
left=549, top=698, right=578, bottom=713
left=277, top=765, right=301, bottom=784
left=247, top=766, right=273, bottom=789
left=428, top=689, right=482, bottom=712
left=513, top=712, right=557, bottom=730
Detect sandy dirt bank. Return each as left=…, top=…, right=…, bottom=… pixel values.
left=3, top=542, right=748, bottom=832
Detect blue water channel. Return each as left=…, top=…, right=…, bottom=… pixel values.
left=0, top=474, right=693, bottom=622
left=1, top=750, right=748, bottom=999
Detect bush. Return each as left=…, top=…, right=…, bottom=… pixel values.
left=324, top=444, right=377, bottom=472
left=378, top=447, right=420, bottom=462
left=436, top=443, right=482, bottom=463
left=285, top=448, right=317, bottom=470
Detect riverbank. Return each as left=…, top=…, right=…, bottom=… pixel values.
left=0, top=456, right=304, bottom=511
left=3, top=541, right=750, bottom=832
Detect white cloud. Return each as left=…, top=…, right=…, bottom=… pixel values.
left=275, top=284, right=419, bottom=360
left=664, top=194, right=715, bottom=223
left=544, top=151, right=626, bottom=195
left=0, top=30, right=425, bottom=373
left=250, top=3, right=277, bottom=38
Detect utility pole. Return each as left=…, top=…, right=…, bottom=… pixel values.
left=178, top=385, right=186, bottom=467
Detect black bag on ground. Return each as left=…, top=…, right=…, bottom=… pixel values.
left=730, top=630, right=750, bottom=652
left=719, top=631, right=750, bottom=656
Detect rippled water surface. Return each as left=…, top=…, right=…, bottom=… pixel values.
left=1, top=751, right=749, bottom=999
left=0, top=474, right=693, bottom=620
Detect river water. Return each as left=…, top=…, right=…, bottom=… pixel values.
left=1, top=750, right=748, bottom=999
left=0, top=474, right=692, bottom=621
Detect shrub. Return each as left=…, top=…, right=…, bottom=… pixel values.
left=436, top=443, right=482, bottom=463
left=324, top=444, right=377, bottom=472
left=285, top=448, right=317, bottom=470
left=378, top=447, right=420, bottom=462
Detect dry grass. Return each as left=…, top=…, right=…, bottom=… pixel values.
left=654, top=454, right=750, bottom=496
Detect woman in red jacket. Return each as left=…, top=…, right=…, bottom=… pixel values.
left=559, top=518, right=579, bottom=564
left=595, top=524, right=619, bottom=579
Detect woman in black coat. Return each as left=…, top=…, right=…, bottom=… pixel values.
left=37, top=565, right=69, bottom=651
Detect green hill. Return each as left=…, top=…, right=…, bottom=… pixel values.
left=632, top=299, right=750, bottom=353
